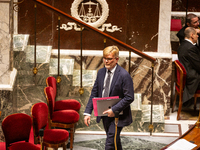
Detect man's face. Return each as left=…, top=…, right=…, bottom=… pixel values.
left=192, top=31, right=199, bottom=43
left=189, top=17, right=199, bottom=28
left=103, top=52, right=119, bottom=70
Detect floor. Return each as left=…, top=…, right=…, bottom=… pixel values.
left=0, top=109, right=197, bottom=150
left=66, top=109, right=197, bottom=150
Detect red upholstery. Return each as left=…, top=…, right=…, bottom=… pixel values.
left=173, top=60, right=200, bottom=120
left=45, top=86, right=55, bottom=119
left=9, top=142, right=40, bottom=150
left=52, top=110, right=79, bottom=123
left=55, top=99, right=81, bottom=111
left=32, top=102, right=49, bottom=137
left=46, top=76, right=57, bottom=98
left=45, top=87, right=80, bottom=123
left=31, top=102, right=69, bottom=149
left=46, top=76, right=81, bottom=111
left=175, top=60, right=187, bottom=89
left=2, top=113, right=39, bottom=150
left=44, top=86, right=80, bottom=150
left=43, top=129, right=69, bottom=144
left=171, top=19, right=182, bottom=31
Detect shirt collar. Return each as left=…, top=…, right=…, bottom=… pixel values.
left=107, top=64, right=117, bottom=74
left=185, top=39, right=196, bottom=45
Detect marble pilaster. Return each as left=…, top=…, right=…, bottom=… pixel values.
left=0, top=2, right=11, bottom=85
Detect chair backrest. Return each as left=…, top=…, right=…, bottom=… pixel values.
left=171, top=19, right=182, bottom=31
left=2, top=113, right=32, bottom=148
left=175, top=60, right=187, bottom=91
left=46, top=76, right=57, bottom=98
left=31, top=102, right=48, bottom=138
left=44, top=86, right=55, bottom=119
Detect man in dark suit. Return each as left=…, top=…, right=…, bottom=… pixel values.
left=178, top=27, right=200, bottom=105
left=177, top=13, right=200, bottom=46
left=84, top=46, right=134, bottom=150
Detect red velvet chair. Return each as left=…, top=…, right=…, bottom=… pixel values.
left=172, top=60, right=200, bottom=120
left=46, top=76, right=81, bottom=112
left=2, top=113, right=40, bottom=150
left=44, top=86, right=80, bottom=150
left=31, top=102, right=69, bottom=150
left=170, top=19, right=182, bottom=31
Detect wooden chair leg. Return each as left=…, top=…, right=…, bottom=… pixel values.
left=177, top=95, right=182, bottom=120
left=62, top=142, right=66, bottom=150
left=70, top=127, right=74, bottom=150
left=172, top=91, right=178, bottom=113
left=194, top=96, right=197, bottom=111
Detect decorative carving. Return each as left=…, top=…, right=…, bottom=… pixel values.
left=60, top=0, right=122, bottom=32
left=60, top=22, right=122, bottom=32
left=71, top=0, right=109, bottom=28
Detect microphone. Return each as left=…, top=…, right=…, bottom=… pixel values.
left=115, top=111, right=119, bottom=125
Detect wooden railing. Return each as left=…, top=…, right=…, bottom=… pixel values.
left=33, top=0, right=156, bottom=63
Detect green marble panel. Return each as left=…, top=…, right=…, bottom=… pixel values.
left=73, top=70, right=97, bottom=87
left=49, top=58, right=74, bottom=75
left=25, top=45, right=52, bottom=63
left=13, top=34, right=29, bottom=51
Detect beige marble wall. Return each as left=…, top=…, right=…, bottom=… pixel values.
left=0, top=2, right=11, bottom=85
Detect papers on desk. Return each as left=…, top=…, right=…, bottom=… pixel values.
left=166, top=139, right=197, bottom=150
left=172, top=54, right=178, bottom=62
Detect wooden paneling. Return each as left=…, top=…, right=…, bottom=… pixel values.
left=18, top=0, right=159, bottom=52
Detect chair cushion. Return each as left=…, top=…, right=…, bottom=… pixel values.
left=52, top=110, right=79, bottom=124
left=9, top=142, right=40, bottom=150
left=43, top=129, right=69, bottom=144
left=55, top=99, right=81, bottom=111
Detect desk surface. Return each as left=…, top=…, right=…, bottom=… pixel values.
left=161, top=123, right=200, bottom=150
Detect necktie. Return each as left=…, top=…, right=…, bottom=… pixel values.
left=103, top=71, right=111, bottom=97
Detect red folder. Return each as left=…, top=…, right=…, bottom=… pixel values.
left=92, top=96, right=119, bottom=116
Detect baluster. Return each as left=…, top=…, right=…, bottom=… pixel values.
left=104, top=38, right=106, bottom=48
left=79, top=26, right=84, bottom=95
left=33, top=3, right=38, bottom=75
left=149, top=62, right=154, bottom=135
left=57, top=16, right=61, bottom=84
left=129, top=51, right=131, bottom=74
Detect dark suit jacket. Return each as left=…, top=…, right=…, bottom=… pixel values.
left=178, top=40, right=200, bottom=103
left=84, top=64, right=134, bottom=127
left=177, top=25, right=200, bottom=47
left=176, top=25, right=188, bottom=44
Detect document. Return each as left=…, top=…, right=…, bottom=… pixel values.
left=92, top=96, right=119, bottom=116
left=166, top=139, right=197, bottom=150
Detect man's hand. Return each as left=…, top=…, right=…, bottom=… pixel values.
left=84, top=115, right=91, bottom=127
left=103, top=109, right=115, bottom=117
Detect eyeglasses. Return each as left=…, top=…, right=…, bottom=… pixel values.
left=103, top=57, right=115, bottom=61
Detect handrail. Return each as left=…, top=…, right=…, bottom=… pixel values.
left=33, top=0, right=156, bottom=63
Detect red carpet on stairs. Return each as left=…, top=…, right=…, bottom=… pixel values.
left=0, top=126, right=40, bottom=150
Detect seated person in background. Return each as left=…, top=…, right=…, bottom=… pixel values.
left=177, top=27, right=200, bottom=106
left=177, top=13, right=200, bottom=46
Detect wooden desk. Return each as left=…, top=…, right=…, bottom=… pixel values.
left=161, top=123, right=200, bottom=150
